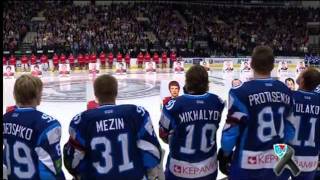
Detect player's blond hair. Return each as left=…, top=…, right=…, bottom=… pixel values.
left=14, top=74, right=43, bottom=105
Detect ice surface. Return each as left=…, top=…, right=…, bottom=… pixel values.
left=3, top=69, right=297, bottom=179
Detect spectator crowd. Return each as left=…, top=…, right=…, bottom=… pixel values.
left=3, top=1, right=320, bottom=58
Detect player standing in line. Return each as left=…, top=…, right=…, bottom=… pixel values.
left=312, top=73, right=320, bottom=180
left=281, top=68, right=320, bottom=180
left=218, top=45, right=295, bottom=180
left=63, top=74, right=163, bottom=180
left=159, top=65, right=225, bottom=179
left=3, top=75, right=65, bottom=180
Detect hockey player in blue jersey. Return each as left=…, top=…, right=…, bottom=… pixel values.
left=218, top=45, right=296, bottom=180
left=3, top=74, right=65, bottom=180
left=312, top=75, right=320, bottom=180
left=63, top=74, right=163, bottom=179
left=159, top=65, right=225, bottom=180
left=281, top=68, right=320, bottom=180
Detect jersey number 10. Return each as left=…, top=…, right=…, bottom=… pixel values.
left=180, top=124, right=217, bottom=154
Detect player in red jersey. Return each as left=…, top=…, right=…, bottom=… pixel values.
left=161, top=51, right=167, bottom=69
left=52, top=53, right=59, bottom=71
left=144, top=51, right=151, bottom=63
left=68, top=54, right=75, bottom=70
left=125, top=52, right=131, bottom=69
left=153, top=52, right=160, bottom=68
left=116, top=52, right=123, bottom=63
left=77, top=53, right=84, bottom=70
left=99, top=51, right=106, bottom=68
left=3, top=56, right=7, bottom=66
left=9, top=55, right=16, bottom=67
left=137, top=52, right=144, bottom=69
left=21, top=55, right=29, bottom=71
left=108, top=52, right=114, bottom=69
left=162, top=80, right=180, bottom=105
left=40, top=54, right=48, bottom=71
left=60, top=53, right=67, bottom=64
left=30, top=54, right=37, bottom=65
left=90, top=53, right=97, bottom=63
left=84, top=53, right=90, bottom=69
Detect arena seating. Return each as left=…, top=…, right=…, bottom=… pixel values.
left=3, top=1, right=320, bottom=57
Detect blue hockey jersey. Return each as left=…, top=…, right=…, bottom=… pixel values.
left=221, top=78, right=295, bottom=179
left=159, top=93, right=225, bottom=179
left=63, top=104, right=162, bottom=179
left=280, top=90, right=320, bottom=180
left=288, top=90, right=320, bottom=172
left=315, top=86, right=320, bottom=179
left=3, top=107, right=65, bottom=180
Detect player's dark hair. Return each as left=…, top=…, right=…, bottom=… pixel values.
left=300, top=68, right=320, bottom=91
left=285, top=78, right=295, bottom=84
left=94, top=74, right=118, bottom=103
left=6, top=66, right=11, bottom=70
left=185, top=65, right=209, bottom=94
left=14, top=74, right=43, bottom=105
left=168, top=81, right=180, bottom=90
left=251, top=45, right=274, bottom=75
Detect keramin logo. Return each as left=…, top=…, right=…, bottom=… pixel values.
left=247, top=154, right=278, bottom=165
left=173, top=162, right=216, bottom=175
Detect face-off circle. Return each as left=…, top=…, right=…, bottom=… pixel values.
left=41, top=77, right=161, bottom=102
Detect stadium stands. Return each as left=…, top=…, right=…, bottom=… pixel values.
left=3, top=1, right=320, bottom=57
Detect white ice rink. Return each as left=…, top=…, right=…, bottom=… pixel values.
left=3, top=69, right=297, bottom=180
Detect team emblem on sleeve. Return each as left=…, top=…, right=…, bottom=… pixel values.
left=165, top=100, right=176, bottom=110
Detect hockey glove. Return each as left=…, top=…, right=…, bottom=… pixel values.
left=217, top=148, right=233, bottom=176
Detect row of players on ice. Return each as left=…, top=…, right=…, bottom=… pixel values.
left=3, top=60, right=185, bottom=79
left=2, top=51, right=180, bottom=71
left=3, top=46, right=320, bottom=180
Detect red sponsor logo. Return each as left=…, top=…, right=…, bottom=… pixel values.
left=173, top=161, right=215, bottom=175
left=174, top=165, right=181, bottom=173
left=247, top=154, right=278, bottom=165
left=248, top=156, right=257, bottom=164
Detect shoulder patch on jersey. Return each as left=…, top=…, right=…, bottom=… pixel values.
left=72, top=113, right=82, bottom=124
left=136, top=106, right=146, bottom=117
left=41, top=113, right=56, bottom=123
left=46, top=126, right=61, bottom=145
left=165, top=99, right=176, bottom=110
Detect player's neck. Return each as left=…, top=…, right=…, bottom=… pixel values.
left=253, top=71, right=271, bottom=79
left=99, top=100, right=116, bottom=106
left=16, top=103, right=37, bottom=108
